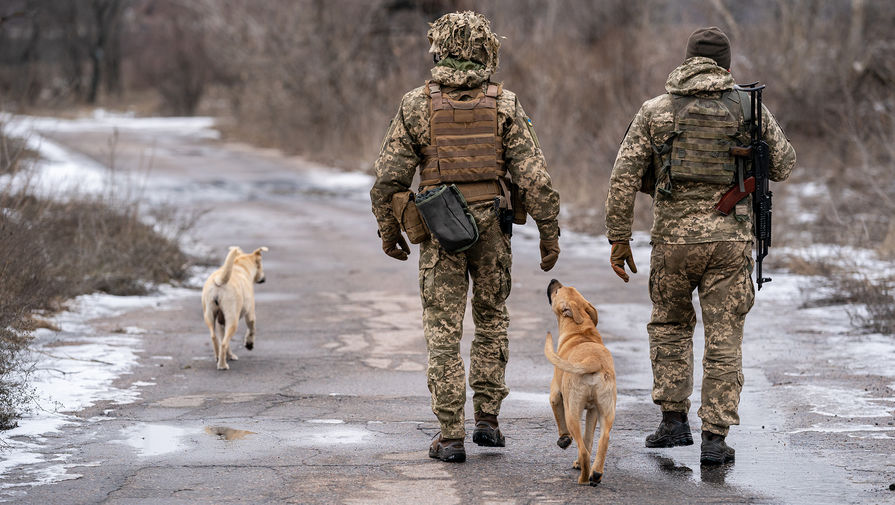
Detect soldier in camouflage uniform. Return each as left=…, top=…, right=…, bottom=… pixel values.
left=604, top=27, right=795, bottom=464
left=370, top=11, right=561, bottom=462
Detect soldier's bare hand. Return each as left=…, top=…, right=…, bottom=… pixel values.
left=610, top=241, right=637, bottom=282
left=382, top=233, right=410, bottom=261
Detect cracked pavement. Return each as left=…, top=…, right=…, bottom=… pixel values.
left=3, top=124, right=893, bottom=504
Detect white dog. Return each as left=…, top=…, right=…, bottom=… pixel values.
left=201, top=246, right=268, bottom=370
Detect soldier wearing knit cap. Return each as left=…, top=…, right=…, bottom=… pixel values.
left=605, top=27, right=795, bottom=465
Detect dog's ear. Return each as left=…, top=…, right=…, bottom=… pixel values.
left=252, top=247, right=269, bottom=256
left=561, top=302, right=584, bottom=325
left=585, top=302, right=598, bottom=326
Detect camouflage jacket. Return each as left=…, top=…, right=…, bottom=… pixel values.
left=605, top=57, right=796, bottom=244
left=370, top=66, right=560, bottom=241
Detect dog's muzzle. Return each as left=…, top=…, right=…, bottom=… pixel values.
left=257, top=277, right=266, bottom=284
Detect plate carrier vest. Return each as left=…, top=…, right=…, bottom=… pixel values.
left=419, top=81, right=508, bottom=204
left=652, top=89, right=751, bottom=195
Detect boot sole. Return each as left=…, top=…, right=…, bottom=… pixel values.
left=645, top=431, right=694, bottom=448
left=429, top=447, right=466, bottom=462
left=700, top=450, right=734, bottom=465
left=472, top=429, right=505, bottom=447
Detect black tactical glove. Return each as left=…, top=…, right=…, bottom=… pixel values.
left=610, top=240, right=637, bottom=282
left=539, top=238, right=560, bottom=272
left=380, top=230, right=410, bottom=261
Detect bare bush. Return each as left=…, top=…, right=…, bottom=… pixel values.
left=839, top=276, right=895, bottom=335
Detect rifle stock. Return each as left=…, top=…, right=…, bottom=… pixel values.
left=713, top=176, right=755, bottom=216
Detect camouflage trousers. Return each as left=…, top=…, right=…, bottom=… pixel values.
left=647, top=241, right=755, bottom=436
left=419, top=203, right=512, bottom=439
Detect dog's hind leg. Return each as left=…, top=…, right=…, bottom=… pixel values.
left=205, top=306, right=221, bottom=361
left=218, top=321, right=238, bottom=370
left=591, top=391, right=616, bottom=486
left=584, top=408, right=602, bottom=486
left=566, top=404, right=591, bottom=485
left=244, top=308, right=256, bottom=351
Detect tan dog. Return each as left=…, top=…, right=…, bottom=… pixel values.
left=544, top=279, right=616, bottom=486
left=201, top=246, right=268, bottom=370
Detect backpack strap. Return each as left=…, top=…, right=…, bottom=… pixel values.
left=722, top=88, right=751, bottom=125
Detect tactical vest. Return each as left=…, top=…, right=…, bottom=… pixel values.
left=651, top=89, right=750, bottom=195
left=419, top=81, right=507, bottom=203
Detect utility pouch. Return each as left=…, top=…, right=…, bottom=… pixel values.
left=391, top=191, right=430, bottom=244
left=510, top=181, right=527, bottom=225
left=415, top=184, right=479, bottom=253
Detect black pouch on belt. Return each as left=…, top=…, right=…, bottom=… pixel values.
left=415, top=184, right=479, bottom=253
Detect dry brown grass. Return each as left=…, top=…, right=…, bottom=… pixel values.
left=0, top=125, right=196, bottom=428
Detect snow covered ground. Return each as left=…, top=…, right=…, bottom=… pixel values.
left=0, top=282, right=201, bottom=492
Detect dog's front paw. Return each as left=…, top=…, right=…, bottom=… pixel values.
left=557, top=435, right=572, bottom=449
left=589, top=472, right=602, bottom=486
left=228, top=351, right=239, bottom=361
left=245, top=341, right=253, bottom=351
left=217, top=362, right=230, bottom=371
left=572, top=459, right=580, bottom=470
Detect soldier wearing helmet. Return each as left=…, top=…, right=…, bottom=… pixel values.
left=370, top=11, right=561, bottom=462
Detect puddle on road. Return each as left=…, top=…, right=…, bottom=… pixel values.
left=204, top=426, right=256, bottom=441
left=115, top=424, right=191, bottom=457
left=287, top=422, right=372, bottom=447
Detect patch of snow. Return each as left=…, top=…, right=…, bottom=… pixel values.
left=789, top=384, right=894, bottom=418
left=304, top=170, right=373, bottom=195
left=0, top=284, right=196, bottom=489
left=790, top=424, right=895, bottom=435
left=306, top=419, right=345, bottom=424
left=10, top=113, right=218, bottom=139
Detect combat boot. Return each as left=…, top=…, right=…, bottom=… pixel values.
left=700, top=430, right=735, bottom=465
left=645, top=410, right=693, bottom=448
left=472, top=412, right=506, bottom=447
left=429, top=435, right=466, bottom=463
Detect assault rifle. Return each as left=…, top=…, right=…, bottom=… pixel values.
left=713, top=83, right=773, bottom=290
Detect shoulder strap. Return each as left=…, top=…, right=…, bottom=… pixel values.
left=427, top=81, right=446, bottom=111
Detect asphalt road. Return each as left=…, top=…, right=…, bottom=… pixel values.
left=4, top=122, right=893, bottom=504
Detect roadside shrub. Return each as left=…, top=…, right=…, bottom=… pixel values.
left=839, top=276, right=895, bottom=335
left=0, top=126, right=196, bottom=429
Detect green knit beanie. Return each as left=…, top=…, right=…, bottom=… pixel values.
left=686, top=26, right=731, bottom=69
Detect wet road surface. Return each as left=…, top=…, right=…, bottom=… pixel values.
left=3, top=122, right=893, bottom=504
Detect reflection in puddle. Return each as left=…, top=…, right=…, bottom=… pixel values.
left=204, top=426, right=256, bottom=441
left=649, top=454, right=693, bottom=476
left=699, top=463, right=732, bottom=484
left=116, top=424, right=191, bottom=457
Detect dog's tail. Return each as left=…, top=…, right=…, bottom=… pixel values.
left=544, top=332, right=603, bottom=375
left=214, top=247, right=240, bottom=286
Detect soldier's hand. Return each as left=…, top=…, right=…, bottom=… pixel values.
left=539, top=238, right=560, bottom=272
left=381, top=232, right=410, bottom=261
left=610, top=241, right=637, bottom=282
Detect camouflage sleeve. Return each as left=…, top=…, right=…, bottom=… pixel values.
left=370, top=99, right=420, bottom=239
left=761, top=105, right=796, bottom=182
left=605, top=105, right=652, bottom=242
left=503, top=98, right=561, bottom=240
